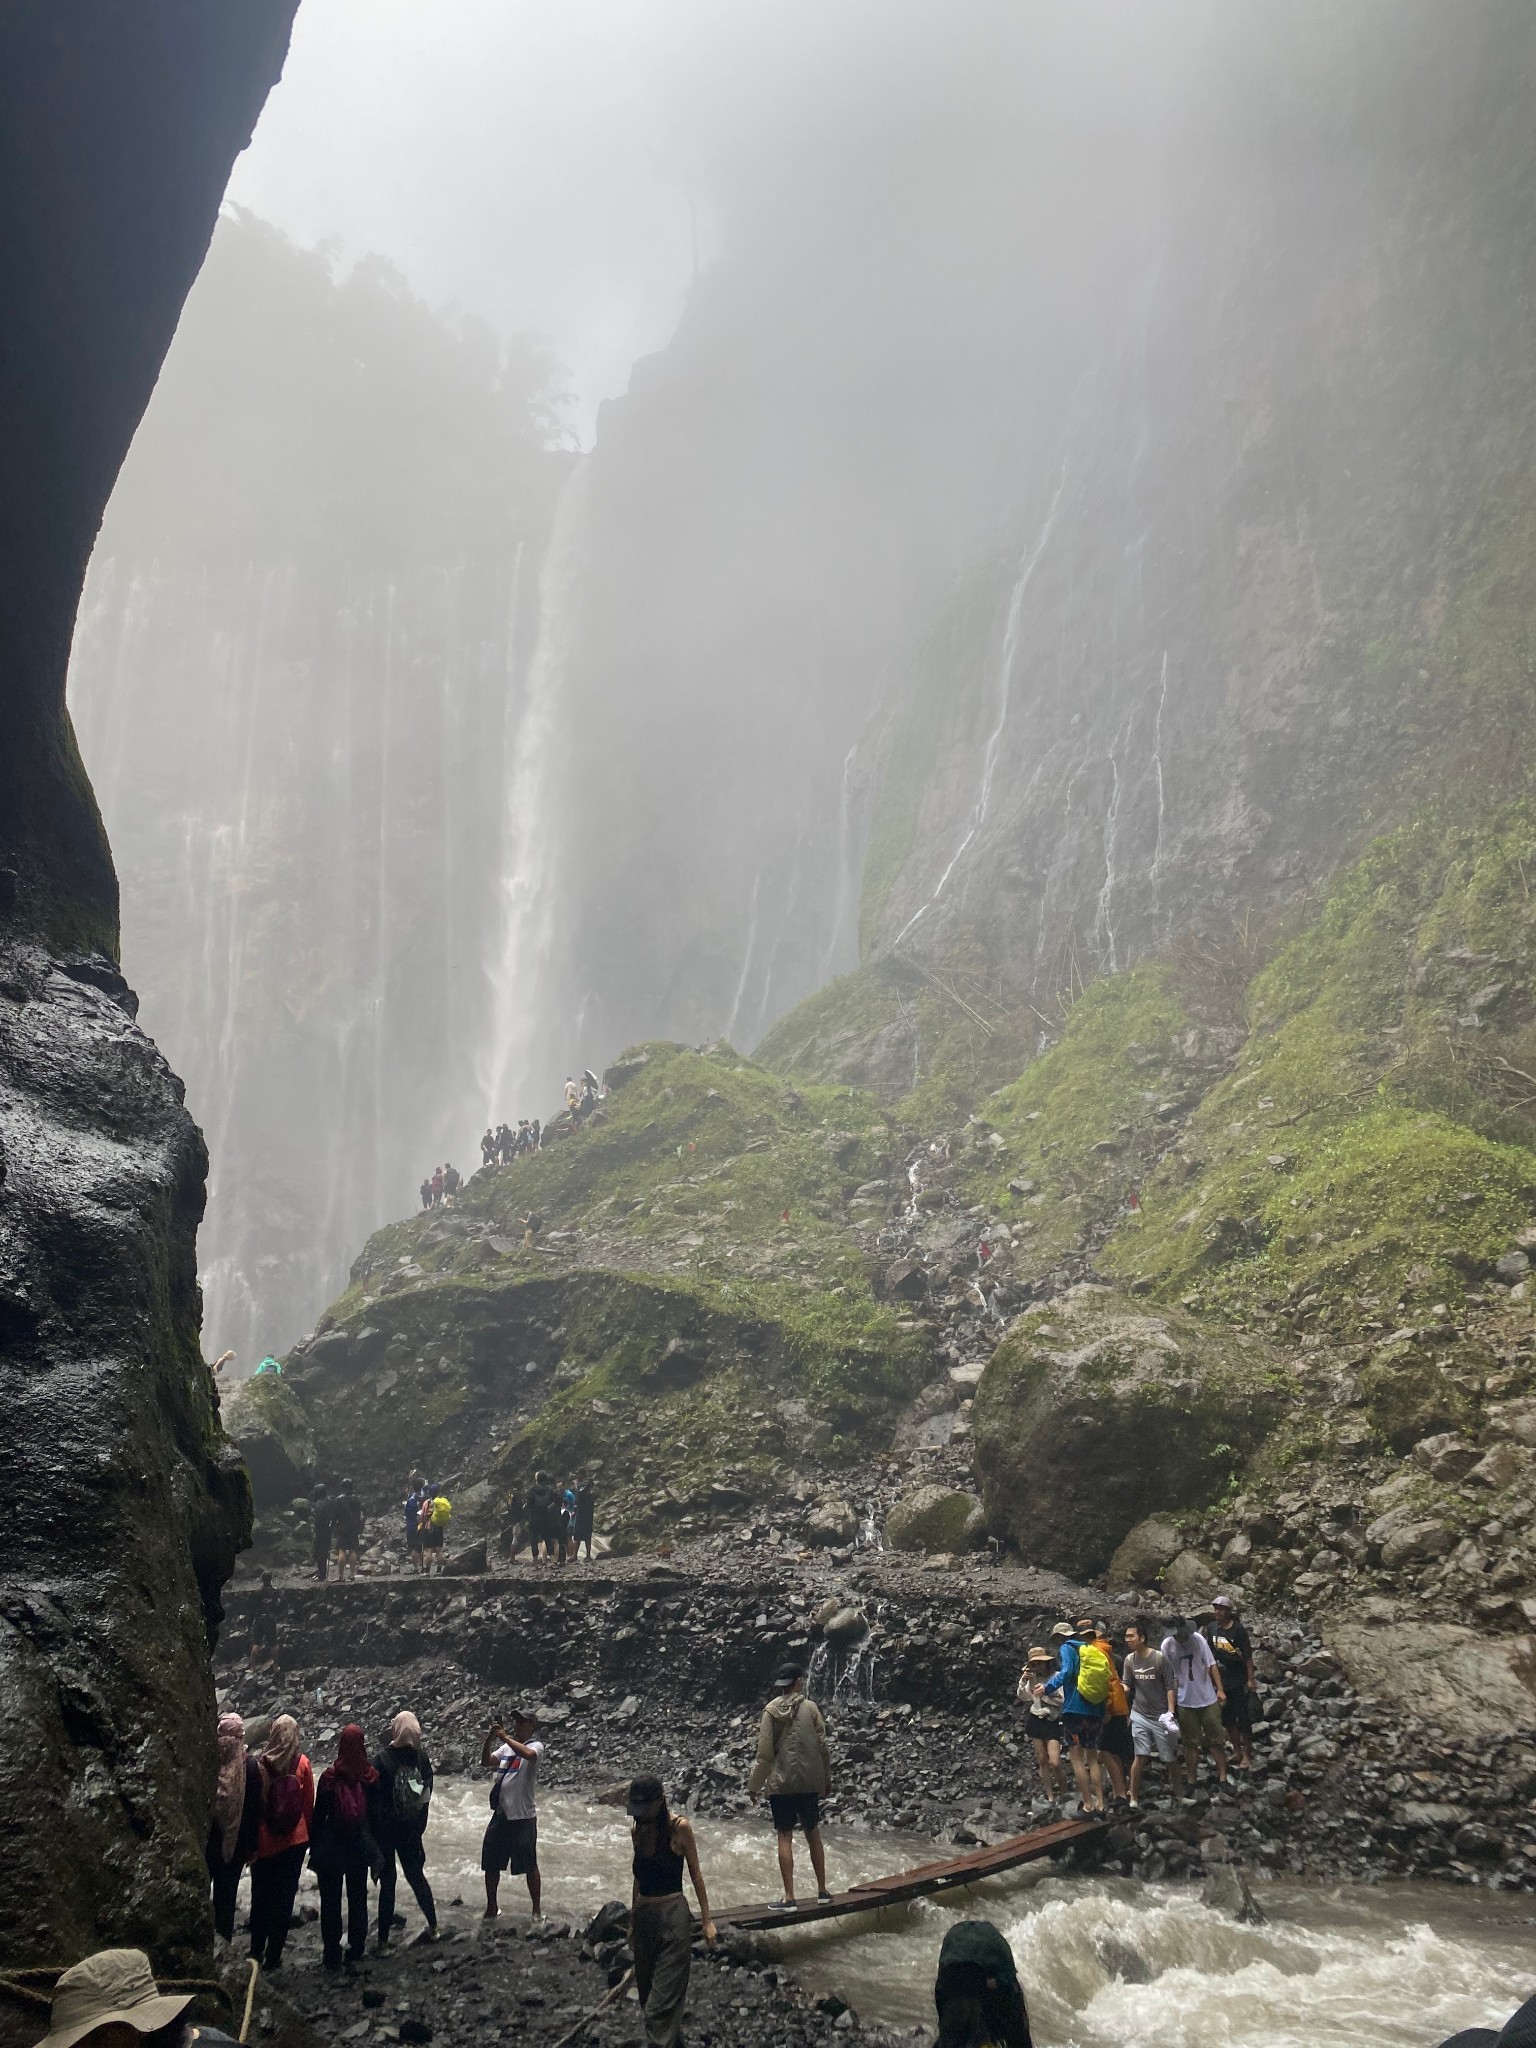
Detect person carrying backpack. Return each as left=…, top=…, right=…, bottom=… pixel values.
left=310, top=1724, right=380, bottom=1971
left=207, top=1713, right=262, bottom=1942
left=420, top=1493, right=452, bottom=1576
left=248, top=1715, right=313, bottom=1971
left=746, top=1663, right=833, bottom=1911
left=1041, top=1618, right=1107, bottom=1817
left=1209, top=1593, right=1258, bottom=1770
left=330, top=1480, right=363, bottom=1582
left=1094, top=1621, right=1134, bottom=1809
left=370, top=1711, right=437, bottom=1949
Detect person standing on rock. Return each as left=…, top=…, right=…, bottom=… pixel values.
left=1041, top=1619, right=1108, bottom=1817
left=481, top=1128, right=496, bottom=1169
left=419, top=1175, right=433, bottom=1212
left=442, top=1162, right=461, bottom=1204
left=403, top=1480, right=426, bottom=1574
left=430, top=1165, right=444, bottom=1207
left=420, top=1492, right=452, bottom=1576
left=481, top=1710, right=545, bottom=1920
left=747, top=1662, right=833, bottom=1911
left=1161, top=1616, right=1228, bottom=1793
left=626, top=1774, right=716, bottom=2047
left=207, top=1713, right=262, bottom=1943
left=248, top=1714, right=314, bottom=1972
left=1016, top=1647, right=1065, bottom=1807
left=310, top=1724, right=380, bottom=1972
left=1209, top=1594, right=1258, bottom=1771
left=1094, top=1622, right=1134, bottom=1811
left=528, top=1470, right=558, bottom=1561
left=932, top=1919, right=1033, bottom=2048
left=371, top=1711, right=437, bottom=1949
left=311, top=1483, right=332, bottom=1584
left=1122, top=1617, right=1182, bottom=1808
left=330, top=1479, right=362, bottom=1582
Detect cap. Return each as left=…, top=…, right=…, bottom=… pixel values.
left=773, top=1663, right=806, bottom=1688
left=508, top=1705, right=541, bottom=1729
left=1074, top=1616, right=1096, bottom=1634
left=1212, top=1593, right=1235, bottom=1610
left=34, top=1951, right=192, bottom=2048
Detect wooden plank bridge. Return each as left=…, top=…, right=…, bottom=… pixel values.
left=715, top=1814, right=1108, bottom=1932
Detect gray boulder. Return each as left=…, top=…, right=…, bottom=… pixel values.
left=884, top=1485, right=987, bottom=1553
left=804, top=1496, right=858, bottom=1547
left=1106, top=1516, right=1184, bottom=1591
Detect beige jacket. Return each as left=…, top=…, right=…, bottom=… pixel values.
left=748, top=1692, right=831, bottom=1798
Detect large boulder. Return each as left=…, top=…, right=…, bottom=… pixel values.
left=1358, top=1334, right=1477, bottom=1453
left=1327, top=1619, right=1536, bottom=1740
left=1107, top=1516, right=1184, bottom=1592
left=804, top=1496, right=858, bottom=1547
left=971, top=1287, right=1284, bottom=1577
left=221, top=1374, right=316, bottom=1506
left=884, top=1485, right=987, bottom=1553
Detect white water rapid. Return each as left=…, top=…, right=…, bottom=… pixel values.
left=283, top=1783, right=1531, bottom=2048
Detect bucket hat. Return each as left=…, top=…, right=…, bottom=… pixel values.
left=34, top=1951, right=191, bottom=2048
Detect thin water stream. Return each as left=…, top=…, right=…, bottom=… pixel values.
left=394, top=1784, right=1533, bottom=2047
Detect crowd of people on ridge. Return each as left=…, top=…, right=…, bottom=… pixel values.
left=1016, top=1601, right=1256, bottom=1815
left=418, top=1066, right=608, bottom=1217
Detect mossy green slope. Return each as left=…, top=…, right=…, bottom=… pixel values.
left=287, top=1041, right=932, bottom=1542
left=1101, top=805, right=1536, bottom=1340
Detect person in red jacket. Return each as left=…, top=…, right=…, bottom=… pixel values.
left=248, top=1715, right=314, bottom=1972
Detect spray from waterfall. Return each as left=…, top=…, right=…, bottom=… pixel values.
left=724, top=870, right=762, bottom=1046
left=482, top=461, right=590, bottom=1118
left=894, top=460, right=1068, bottom=946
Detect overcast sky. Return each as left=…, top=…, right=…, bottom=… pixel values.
left=229, top=0, right=713, bottom=440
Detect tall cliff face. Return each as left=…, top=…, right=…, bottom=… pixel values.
left=0, top=1, right=295, bottom=1980
left=514, top=1, right=1536, bottom=1101
left=68, top=214, right=568, bottom=1362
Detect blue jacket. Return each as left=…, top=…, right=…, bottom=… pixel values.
left=1043, top=1639, right=1094, bottom=1717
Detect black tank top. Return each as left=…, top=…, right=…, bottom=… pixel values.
left=632, top=1824, right=686, bottom=1897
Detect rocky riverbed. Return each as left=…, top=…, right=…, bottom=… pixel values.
left=218, top=1548, right=1536, bottom=1897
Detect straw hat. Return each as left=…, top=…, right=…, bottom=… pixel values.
left=34, top=1951, right=192, bottom=2048
left=1025, top=1646, right=1053, bottom=1667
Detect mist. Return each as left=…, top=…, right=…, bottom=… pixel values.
left=67, top=0, right=1532, bottom=1367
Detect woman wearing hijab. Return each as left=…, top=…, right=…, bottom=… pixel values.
left=207, top=1713, right=263, bottom=1942
left=248, top=1715, right=313, bottom=1972
left=932, top=1921, right=1032, bottom=2048
left=369, top=1711, right=437, bottom=1949
left=625, top=1774, right=715, bottom=2048
left=310, top=1724, right=380, bottom=1971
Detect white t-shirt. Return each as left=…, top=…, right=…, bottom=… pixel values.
left=1161, top=1631, right=1220, bottom=1709
left=492, top=1740, right=544, bottom=1821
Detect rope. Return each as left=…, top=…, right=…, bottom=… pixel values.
left=0, top=1971, right=234, bottom=2015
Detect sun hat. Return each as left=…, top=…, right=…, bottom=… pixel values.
left=34, top=1951, right=192, bottom=2048
left=1049, top=1621, right=1074, bottom=1640
left=1025, top=1646, right=1052, bottom=1665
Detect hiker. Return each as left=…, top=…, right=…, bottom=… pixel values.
left=1094, top=1621, right=1133, bottom=1809
left=1016, top=1646, right=1065, bottom=1806
left=430, top=1166, right=444, bottom=1207
left=1041, top=1618, right=1108, bottom=1816
left=480, top=1710, right=545, bottom=1920
left=419, top=1176, right=433, bottom=1212
left=572, top=1474, right=596, bottom=1561
left=1209, top=1593, right=1258, bottom=1770
left=746, top=1662, right=832, bottom=1910
left=420, top=1492, right=452, bottom=1575
left=210, top=1349, right=235, bottom=1376
left=207, top=1713, right=262, bottom=1942
left=248, top=1714, right=313, bottom=1972
left=1162, top=1615, right=1228, bottom=1790
left=559, top=1477, right=577, bottom=1564
left=626, top=1775, right=716, bottom=2047
left=311, top=1482, right=332, bottom=1584
left=247, top=1572, right=280, bottom=1676
left=330, top=1479, right=362, bottom=1582
left=528, top=1470, right=559, bottom=1561
left=28, top=1950, right=240, bottom=2048
left=403, top=1480, right=426, bottom=1574
left=932, top=1920, right=1033, bottom=2048
left=310, top=1724, right=379, bottom=1972
left=521, top=1207, right=543, bottom=1250
left=564, top=1076, right=580, bottom=1113
left=254, top=1354, right=281, bottom=1377
left=1122, top=1617, right=1182, bottom=1808
left=481, top=1128, right=496, bottom=1169
left=442, top=1163, right=461, bottom=1204
left=371, top=1711, right=437, bottom=1948
left=530, top=1118, right=542, bottom=1152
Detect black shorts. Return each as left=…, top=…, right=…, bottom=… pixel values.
left=481, top=1814, right=538, bottom=1875
left=769, top=1793, right=821, bottom=1834
left=1221, top=1689, right=1252, bottom=1733
left=1100, top=1715, right=1134, bottom=1765
left=422, top=1525, right=444, bottom=1551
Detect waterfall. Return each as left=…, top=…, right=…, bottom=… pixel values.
left=894, top=460, right=1068, bottom=947
left=482, top=461, right=590, bottom=1119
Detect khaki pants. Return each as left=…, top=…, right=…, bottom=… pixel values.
left=632, top=1892, right=692, bottom=2047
